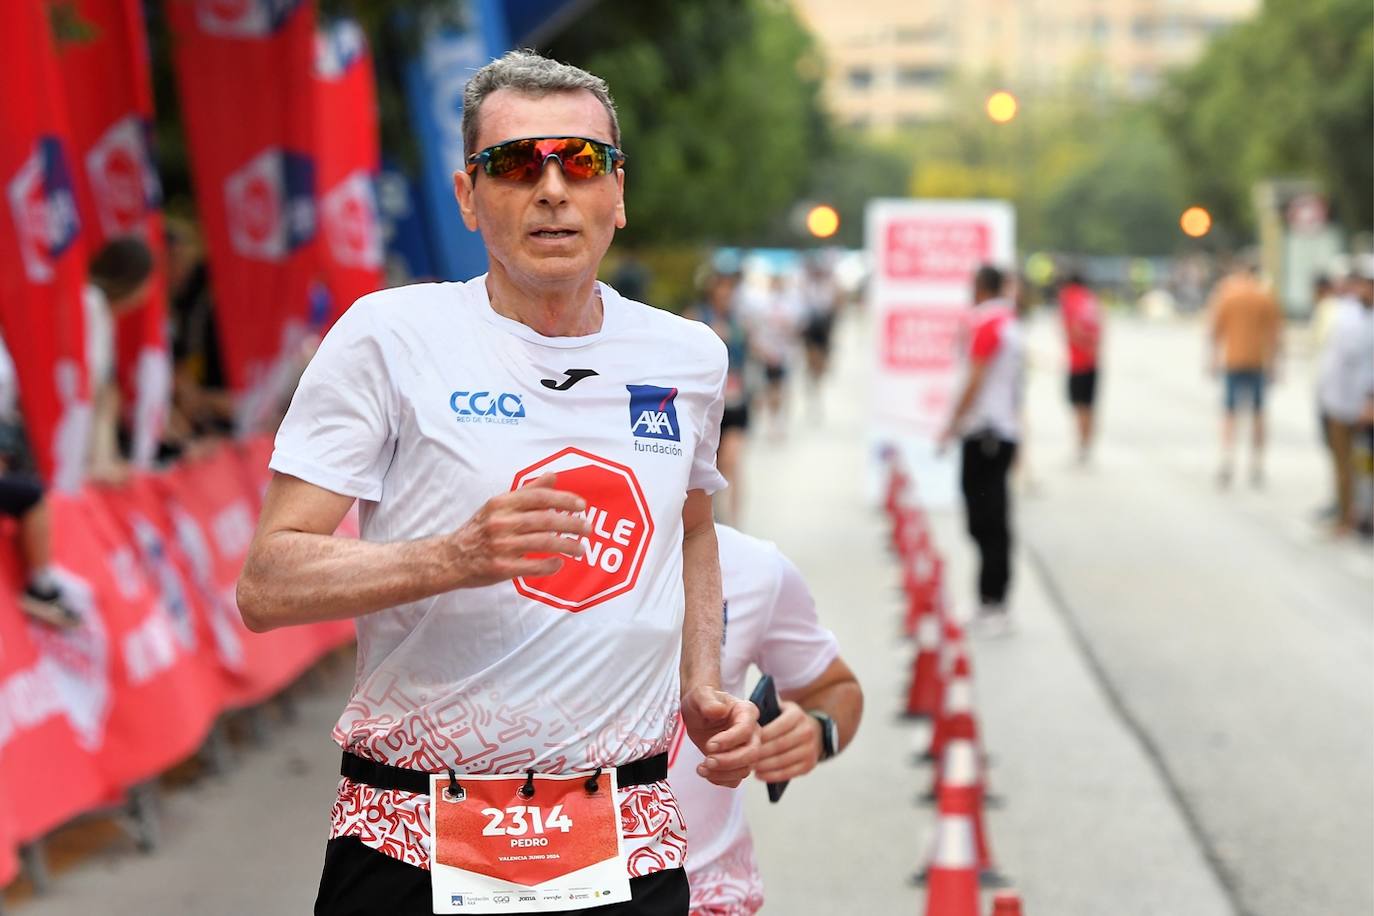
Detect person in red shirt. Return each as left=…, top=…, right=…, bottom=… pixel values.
left=1058, top=272, right=1102, bottom=464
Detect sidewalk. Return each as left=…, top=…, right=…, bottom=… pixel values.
left=739, top=312, right=1234, bottom=914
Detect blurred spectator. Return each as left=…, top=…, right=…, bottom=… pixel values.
left=1309, top=274, right=1342, bottom=353
left=799, top=254, right=839, bottom=417
left=0, top=331, right=79, bottom=628
left=687, top=272, right=753, bottom=526
left=610, top=245, right=651, bottom=303
left=86, top=236, right=155, bottom=482
left=1206, top=260, right=1282, bottom=488
left=1316, top=258, right=1374, bottom=538
left=1059, top=271, right=1104, bottom=464
left=939, top=265, right=1024, bottom=636
left=164, top=221, right=234, bottom=449
left=746, top=272, right=804, bottom=440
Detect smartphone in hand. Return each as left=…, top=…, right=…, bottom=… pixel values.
left=749, top=673, right=788, bottom=803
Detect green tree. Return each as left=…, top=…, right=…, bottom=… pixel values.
left=546, top=0, right=828, bottom=246
left=1157, top=0, right=1374, bottom=235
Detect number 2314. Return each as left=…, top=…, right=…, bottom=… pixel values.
left=481, top=805, right=573, bottom=837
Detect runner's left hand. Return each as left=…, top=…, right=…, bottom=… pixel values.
left=754, top=701, right=822, bottom=783
left=681, top=685, right=760, bottom=788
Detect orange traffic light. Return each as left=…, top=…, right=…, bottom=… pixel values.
left=1180, top=206, right=1212, bottom=238
left=806, top=204, right=840, bottom=239
left=986, top=91, right=1018, bottom=124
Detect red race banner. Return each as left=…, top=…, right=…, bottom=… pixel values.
left=161, top=444, right=320, bottom=706
left=168, top=0, right=319, bottom=433
left=314, top=19, right=385, bottom=323
left=0, top=0, right=92, bottom=490
left=47, top=489, right=221, bottom=789
left=55, top=0, right=173, bottom=468
left=0, top=545, right=110, bottom=847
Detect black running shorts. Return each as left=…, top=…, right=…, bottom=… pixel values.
left=314, top=837, right=688, bottom=916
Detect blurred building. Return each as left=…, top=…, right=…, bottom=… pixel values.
left=791, top=0, right=1259, bottom=130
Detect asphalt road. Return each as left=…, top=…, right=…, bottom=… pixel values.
left=1013, top=312, right=1373, bottom=916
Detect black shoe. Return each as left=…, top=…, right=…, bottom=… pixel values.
left=21, top=585, right=81, bottom=629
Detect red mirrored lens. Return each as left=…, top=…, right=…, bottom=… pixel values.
left=483, top=138, right=615, bottom=182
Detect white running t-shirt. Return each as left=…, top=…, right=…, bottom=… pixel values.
left=668, top=524, right=840, bottom=915
left=957, top=297, right=1024, bottom=442
left=270, top=276, right=727, bottom=876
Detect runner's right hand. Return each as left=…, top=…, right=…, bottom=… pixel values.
left=446, top=474, right=591, bottom=587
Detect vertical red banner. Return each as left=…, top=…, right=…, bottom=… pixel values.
left=167, top=0, right=318, bottom=433
left=314, top=19, right=385, bottom=322
left=0, top=0, right=92, bottom=490
left=55, top=0, right=172, bottom=468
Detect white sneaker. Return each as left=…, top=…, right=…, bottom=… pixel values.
left=974, top=604, right=1014, bottom=638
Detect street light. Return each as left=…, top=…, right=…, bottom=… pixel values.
left=805, top=204, right=840, bottom=239
left=1180, top=206, right=1212, bottom=238
left=986, top=90, right=1018, bottom=124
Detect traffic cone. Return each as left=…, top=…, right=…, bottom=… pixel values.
left=903, top=609, right=944, bottom=718
left=884, top=462, right=909, bottom=518
left=990, top=891, right=1023, bottom=915
left=919, top=805, right=979, bottom=916
left=903, top=554, right=944, bottom=636
left=927, top=739, right=997, bottom=882
left=926, top=636, right=976, bottom=763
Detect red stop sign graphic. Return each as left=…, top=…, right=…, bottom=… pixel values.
left=511, top=448, right=653, bottom=612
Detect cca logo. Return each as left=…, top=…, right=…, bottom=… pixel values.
left=450, top=390, right=526, bottom=422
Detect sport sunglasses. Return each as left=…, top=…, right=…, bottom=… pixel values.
left=465, top=136, right=626, bottom=183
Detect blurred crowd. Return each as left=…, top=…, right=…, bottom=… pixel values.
left=0, top=223, right=313, bottom=632
left=682, top=252, right=850, bottom=527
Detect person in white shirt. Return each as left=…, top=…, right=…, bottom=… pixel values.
left=1316, top=259, right=1374, bottom=537
left=939, top=265, right=1025, bottom=634
left=237, top=51, right=759, bottom=916
left=669, top=524, right=861, bottom=916
left=84, top=236, right=156, bottom=482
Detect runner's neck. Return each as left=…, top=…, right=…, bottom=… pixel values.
left=484, top=267, right=604, bottom=338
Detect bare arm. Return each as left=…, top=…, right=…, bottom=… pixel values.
left=679, top=489, right=722, bottom=694
left=757, top=657, right=864, bottom=782
left=678, top=489, right=760, bottom=786
left=237, top=471, right=590, bottom=633
left=939, top=359, right=990, bottom=446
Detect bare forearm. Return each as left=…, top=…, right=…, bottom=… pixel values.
left=238, top=531, right=457, bottom=632
left=680, top=522, right=723, bottom=695
left=789, top=679, right=863, bottom=754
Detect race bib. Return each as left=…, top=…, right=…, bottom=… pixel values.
left=429, top=770, right=631, bottom=913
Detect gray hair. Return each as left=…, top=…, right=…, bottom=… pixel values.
left=462, top=49, right=621, bottom=157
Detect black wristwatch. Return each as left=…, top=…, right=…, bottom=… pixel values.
left=809, top=710, right=839, bottom=761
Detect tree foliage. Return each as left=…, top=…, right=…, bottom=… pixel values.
left=545, top=0, right=828, bottom=246
left=1157, top=0, right=1374, bottom=235
left=897, top=83, right=1187, bottom=256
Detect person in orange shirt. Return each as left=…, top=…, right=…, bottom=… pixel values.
left=1207, top=260, right=1283, bottom=487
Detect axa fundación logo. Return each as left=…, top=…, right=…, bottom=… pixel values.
left=627, top=384, right=682, bottom=456
left=450, top=390, right=526, bottom=425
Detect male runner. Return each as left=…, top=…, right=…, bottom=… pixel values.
left=939, top=266, right=1024, bottom=635
left=1207, top=260, right=1282, bottom=488
left=669, top=524, right=862, bottom=915
left=1058, top=271, right=1102, bottom=463
left=238, top=50, right=759, bottom=915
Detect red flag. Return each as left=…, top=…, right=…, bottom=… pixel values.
left=0, top=0, right=92, bottom=489
left=314, top=19, right=385, bottom=322
left=54, top=0, right=172, bottom=467
left=167, top=0, right=319, bottom=433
